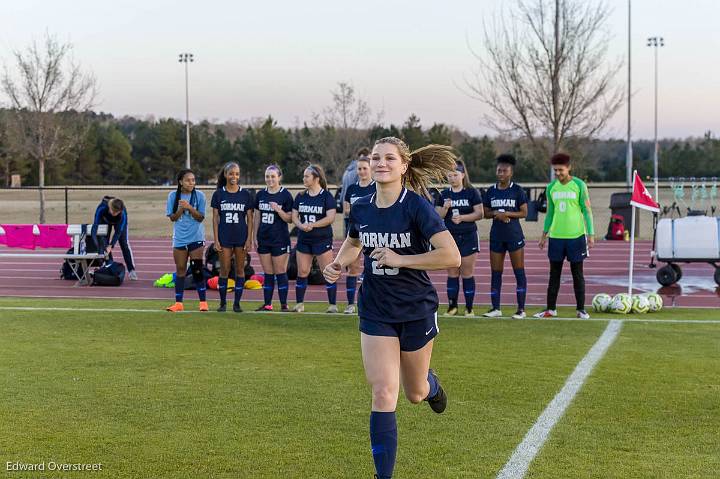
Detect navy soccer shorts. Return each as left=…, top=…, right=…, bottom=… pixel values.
left=451, top=231, right=479, bottom=257
left=489, top=238, right=525, bottom=254
left=219, top=232, right=248, bottom=249
left=359, top=314, right=439, bottom=352
left=257, top=244, right=291, bottom=256
left=295, top=238, right=333, bottom=256
left=174, top=241, right=204, bottom=252
left=548, top=236, right=587, bottom=263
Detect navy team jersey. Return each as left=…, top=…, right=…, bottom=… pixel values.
left=349, top=188, right=447, bottom=323
left=435, top=187, right=483, bottom=234
left=211, top=187, right=253, bottom=245
left=344, top=180, right=376, bottom=206
left=254, top=187, right=293, bottom=247
left=293, top=189, right=336, bottom=242
left=483, top=182, right=528, bottom=242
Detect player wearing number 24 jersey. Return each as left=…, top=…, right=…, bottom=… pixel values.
left=211, top=186, right=253, bottom=247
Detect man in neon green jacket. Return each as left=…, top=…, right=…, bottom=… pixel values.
left=535, top=153, right=594, bottom=319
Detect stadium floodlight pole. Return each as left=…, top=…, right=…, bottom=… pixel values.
left=178, top=53, right=194, bottom=169
left=647, top=36, right=664, bottom=203
left=625, top=0, right=633, bottom=189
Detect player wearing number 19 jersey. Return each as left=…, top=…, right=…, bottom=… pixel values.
left=292, top=165, right=338, bottom=313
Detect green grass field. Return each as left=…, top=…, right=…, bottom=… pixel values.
left=0, top=297, right=718, bottom=478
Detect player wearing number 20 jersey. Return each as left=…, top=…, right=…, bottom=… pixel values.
left=348, top=188, right=447, bottom=323
left=254, top=187, right=293, bottom=254
left=210, top=186, right=253, bottom=247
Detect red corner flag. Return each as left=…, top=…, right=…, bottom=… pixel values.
left=629, top=171, right=660, bottom=213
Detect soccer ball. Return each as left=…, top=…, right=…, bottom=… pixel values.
left=631, top=295, right=650, bottom=314
left=645, top=293, right=663, bottom=312
left=592, top=293, right=612, bottom=313
left=610, top=294, right=632, bottom=314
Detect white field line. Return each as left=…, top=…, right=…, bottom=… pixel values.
left=0, top=306, right=718, bottom=322
left=496, top=320, right=623, bottom=479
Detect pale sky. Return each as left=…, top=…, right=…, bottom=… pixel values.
left=2, top=0, right=718, bottom=139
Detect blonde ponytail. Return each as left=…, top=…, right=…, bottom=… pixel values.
left=374, top=137, right=457, bottom=199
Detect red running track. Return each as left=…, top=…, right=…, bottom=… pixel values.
left=0, top=238, right=718, bottom=308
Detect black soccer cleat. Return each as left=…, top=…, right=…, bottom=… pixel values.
left=233, top=303, right=243, bottom=313
left=217, top=303, right=226, bottom=312
left=427, top=369, right=447, bottom=414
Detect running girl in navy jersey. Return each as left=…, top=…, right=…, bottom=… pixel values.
left=291, top=164, right=337, bottom=313
left=482, top=155, right=528, bottom=318
left=253, top=165, right=294, bottom=312
left=165, top=169, right=208, bottom=312
left=323, top=137, right=460, bottom=479
left=211, top=162, right=254, bottom=313
left=435, top=159, right=483, bottom=317
left=342, top=156, right=376, bottom=314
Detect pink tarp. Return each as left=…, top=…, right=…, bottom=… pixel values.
left=1, top=225, right=36, bottom=250
left=37, top=224, right=71, bottom=249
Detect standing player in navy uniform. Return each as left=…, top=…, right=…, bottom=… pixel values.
left=342, top=156, right=376, bottom=314
left=323, top=137, right=460, bottom=479
left=482, top=154, right=529, bottom=318
left=211, top=162, right=254, bottom=313
left=291, top=164, right=338, bottom=313
left=435, top=159, right=483, bottom=316
left=253, top=165, right=294, bottom=312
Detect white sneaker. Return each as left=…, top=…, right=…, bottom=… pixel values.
left=576, top=310, right=590, bottom=319
left=464, top=308, right=474, bottom=317
left=482, top=309, right=502, bottom=318
left=512, top=310, right=527, bottom=319
left=128, top=270, right=138, bottom=281
left=326, top=304, right=338, bottom=314
left=292, top=303, right=304, bottom=313
left=533, top=309, right=558, bottom=318
left=344, top=304, right=356, bottom=314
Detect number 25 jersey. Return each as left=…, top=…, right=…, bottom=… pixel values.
left=349, top=188, right=447, bottom=323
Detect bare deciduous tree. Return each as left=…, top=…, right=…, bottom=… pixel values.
left=2, top=33, right=97, bottom=222
left=467, top=0, right=623, bottom=171
left=309, top=82, right=380, bottom=181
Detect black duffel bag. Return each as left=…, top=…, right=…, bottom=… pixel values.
left=91, top=261, right=126, bottom=286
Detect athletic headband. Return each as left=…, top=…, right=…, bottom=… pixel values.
left=455, top=163, right=465, bottom=173
left=266, top=165, right=282, bottom=175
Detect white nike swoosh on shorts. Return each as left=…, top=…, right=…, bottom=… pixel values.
left=425, top=327, right=434, bottom=335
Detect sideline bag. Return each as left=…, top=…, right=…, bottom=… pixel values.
left=91, top=261, right=126, bottom=286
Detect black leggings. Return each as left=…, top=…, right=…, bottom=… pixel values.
left=547, top=261, right=585, bottom=311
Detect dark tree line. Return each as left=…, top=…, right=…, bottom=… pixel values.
left=1, top=108, right=718, bottom=187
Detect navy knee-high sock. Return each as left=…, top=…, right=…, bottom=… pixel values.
left=326, top=281, right=337, bottom=305
left=447, top=277, right=459, bottom=306
left=263, top=274, right=275, bottom=306
left=346, top=276, right=358, bottom=305
left=370, top=411, right=397, bottom=479
left=174, top=276, right=185, bottom=303
left=218, top=277, right=228, bottom=305
left=462, top=276, right=476, bottom=311
left=491, top=270, right=503, bottom=310
left=233, top=279, right=244, bottom=305
left=276, top=273, right=289, bottom=305
left=513, top=268, right=527, bottom=311
left=425, top=371, right=439, bottom=400
left=197, top=281, right=207, bottom=301
left=296, top=276, right=307, bottom=304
